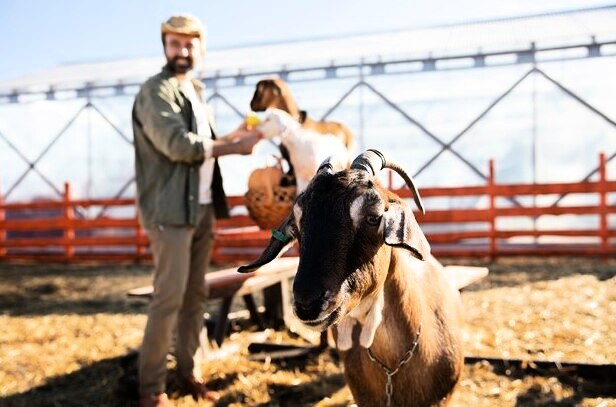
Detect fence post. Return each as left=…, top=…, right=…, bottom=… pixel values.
left=63, top=182, right=75, bottom=260
left=488, top=159, right=497, bottom=260
left=0, top=192, right=5, bottom=258
left=598, top=153, right=608, bottom=261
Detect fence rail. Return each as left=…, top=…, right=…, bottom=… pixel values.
left=0, top=154, right=614, bottom=264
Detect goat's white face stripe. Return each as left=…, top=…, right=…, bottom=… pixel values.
left=350, top=195, right=366, bottom=229
left=350, top=194, right=385, bottom=230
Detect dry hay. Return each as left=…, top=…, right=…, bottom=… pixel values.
left=0, top=257, right=615, bottom=406
left=459, top=257, right=616, bottom=363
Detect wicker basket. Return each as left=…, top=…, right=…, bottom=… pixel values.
left=244, top=167, right=297, bottom=230
left=245, top=186, right=296, bottom=230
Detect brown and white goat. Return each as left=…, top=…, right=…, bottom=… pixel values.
left=257, top=108, right=350, bottom=193
left=250, top=78, right=355, bottom=151
left=239, top=150, right=463, bottom=406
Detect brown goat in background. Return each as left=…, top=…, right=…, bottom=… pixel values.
left=250, top=78, right=355, bottom=151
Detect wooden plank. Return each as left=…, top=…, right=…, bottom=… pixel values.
left=395, top=181, right=616, bottom=198
left=496, top=206, right=605, bottom=217
left=127, top=257, right=299, bottom=299
left=1, top=253, right=150, bottom=263
left=432, top=249, right=491, bottom=257
left=216, top=215, right=256, bottom=228
left=497, top=247, right=614, bottom=256
left=495, top=229, right=602, bottom=238
left=213, top=238, right=271, bottom=248
left=0, top=217, right=139, bottom=231
left=226, top=196, right=246, bottom=207
left=0, top=198, right=135, bottom=211
left=211, top=250, right=299, bottom=264
left=426, top=231, right=489, bottom=243
left=128, top=258, right=298, bottom=345
left=421, top=209, right=492, bottom=223
left=498, top=180, right=616, bottom=196
left=394, top=185, right=489, bottom=198
left=215, top=230, right=271, bottom=240
left=0, top=235, right=150, bottom=248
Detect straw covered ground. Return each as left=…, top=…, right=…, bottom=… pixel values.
left=0, top=257, right=615, bottom=406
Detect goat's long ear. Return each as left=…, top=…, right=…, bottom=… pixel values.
left=382, top=202, right=430, bottom=260
left=237, top=214, right=297, bottom=273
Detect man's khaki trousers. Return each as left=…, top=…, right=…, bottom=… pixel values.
left=139, top=204, right=214, bottom=396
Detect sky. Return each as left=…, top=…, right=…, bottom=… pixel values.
left=1, top=0, right=614, bottom=83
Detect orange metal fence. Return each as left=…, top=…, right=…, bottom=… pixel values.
left=1, top=154, right=614, bottom=264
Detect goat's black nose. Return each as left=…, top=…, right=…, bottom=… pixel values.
left=293, top=290, right=328, bottom=321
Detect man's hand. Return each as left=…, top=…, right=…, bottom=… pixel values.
left=232, top=131, right=261, bottom=155
left=227, top=127, right=250, bottom=142
left=226, top=122, right=254, bottom=142
left=212, top=128, right=261, bottom=157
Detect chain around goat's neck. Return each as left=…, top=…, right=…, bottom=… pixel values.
left=366, top=324, right=422, bottom=407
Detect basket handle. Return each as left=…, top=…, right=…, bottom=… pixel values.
left=265, top=154, right=284, bottom=171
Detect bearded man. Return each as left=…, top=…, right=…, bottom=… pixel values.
left=132, top=14, right=260, bottom=407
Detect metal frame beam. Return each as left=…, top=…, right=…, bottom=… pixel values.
left=1, top=38, right=614, bottom=104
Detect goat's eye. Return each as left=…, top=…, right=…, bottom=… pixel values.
left=365, top=215, right=382, bottom=226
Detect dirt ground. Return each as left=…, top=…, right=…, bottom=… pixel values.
left=0, top=257, right=615, bottom=406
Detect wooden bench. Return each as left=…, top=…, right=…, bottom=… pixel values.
left=128, top=259, right=488, bottom=347
left=128, top=257, right=299, bottom=345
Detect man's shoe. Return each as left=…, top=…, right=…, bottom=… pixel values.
left=139, top=392, right=172, bottom=407
left=180, top=376, right=221, bottom=402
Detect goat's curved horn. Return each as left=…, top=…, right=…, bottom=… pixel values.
left=351, top=149, right=425, bottom=214
left=317, top=157, right=335, bottom=175
left=237, top=214, right=297, bottom=273
left=383, top=160, right=425, bottom=215
left=318, top=155, right=347, bottom=175
left=351, top=149, right=386, bottom=176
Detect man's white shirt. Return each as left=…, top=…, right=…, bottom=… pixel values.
left=180, top=79, right=215, bottom=205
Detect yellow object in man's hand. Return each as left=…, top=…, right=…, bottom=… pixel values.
left=245, top=112, right=261, bottom=129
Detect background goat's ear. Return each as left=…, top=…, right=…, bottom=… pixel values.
left=237, top=214, right=297, bottom=273
left=382, top=202, right=430, bottom=260
left=271, top=83, right=281, bottom=96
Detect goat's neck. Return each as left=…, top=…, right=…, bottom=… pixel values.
left=340, top=250, right=462, bottom=407
left=337, top=250, right=423, bottom=355
left=367, top=250, right=430, bottom=366
left=277, top=124, right=302, bottom=143
left=276, top=97, right=302, bottom=122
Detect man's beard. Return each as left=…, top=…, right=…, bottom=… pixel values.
left=166, top=55, right=194, bottom=74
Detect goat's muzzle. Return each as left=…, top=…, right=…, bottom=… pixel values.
left=293, top=289, right=329, bottom=322
left=293, top=294, right=342, bottom=331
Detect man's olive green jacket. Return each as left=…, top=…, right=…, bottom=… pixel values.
left=132, top=66, right=229, bottom=229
